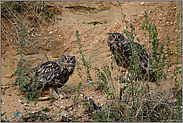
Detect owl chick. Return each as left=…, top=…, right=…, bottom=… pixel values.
left=107, top=33, right=156, bottom=82
left=24, top=55, right=76, bottom=99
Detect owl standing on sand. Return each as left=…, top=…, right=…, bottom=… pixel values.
left=24, top=55, right=76, bottom=99
left=107, top=33, right=156, bottom=82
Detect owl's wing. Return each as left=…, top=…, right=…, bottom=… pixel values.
left=32, top=61, right=63, bottom=86
left=134, top=42, right=150, bottom=69
left=114, top=42, right=150, bottom=69
left=133, top=42, right=157, bottom=81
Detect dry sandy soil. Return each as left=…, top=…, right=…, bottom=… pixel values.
left=1, top=1, right=182, bottom=122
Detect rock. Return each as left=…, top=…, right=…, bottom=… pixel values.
left=31, top=28, right=35, bottom=32
left=38, top=96, right=50, bottom=100
left=169, top=51, right=173, bottom=55
left=1, top=85, right=9, bottom=89
left=140, top=2, right=145, bottom=5
left=132, top=14, right=137, bottom=16
left=49, top=31, right=53, bottom=35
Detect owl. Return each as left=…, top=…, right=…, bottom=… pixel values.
left=24, top=55, right=76, bottom=99
left=107, top=33, right=156, bottom=82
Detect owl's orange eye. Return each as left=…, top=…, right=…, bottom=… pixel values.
left=70, top=58, right=73, bottom=61
left=64, top=58, right=67, bottom=61
left=118, top=36, right=121, bottom=39
left=112, top=36, right=115, bottom=39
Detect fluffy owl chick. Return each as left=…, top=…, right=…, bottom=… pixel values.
left=107, top=33, right=156, bottom=82
left=24, top=55, right=76, bottom=99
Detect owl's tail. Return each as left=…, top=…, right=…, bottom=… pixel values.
left=23, top=62, right=34, bottom=90
left=24, top=62, right=34, bottom=77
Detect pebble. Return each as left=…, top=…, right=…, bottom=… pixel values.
left=49, top=31, right=53, bottom=35
left=169, top=51, right=173, bottom=55
left=18, top=100, right=22, bottom=103
left=60, top=106, right=64, bottom=108
left=1, top=85, right=9, bottom=89
left=31, top=28, right=34, bottom=32
left=133, top=14, right=137, bottom=16
left=140, top=2, right=145, bottom=5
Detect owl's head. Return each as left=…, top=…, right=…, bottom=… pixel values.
left=58, top=55, right=76, bottom=73
left=107, top=33, right=126, bottom=46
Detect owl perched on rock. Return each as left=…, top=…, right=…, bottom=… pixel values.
left=24, top=55, right=76, bottom=99
left=107, top=33, right=156, bottom=82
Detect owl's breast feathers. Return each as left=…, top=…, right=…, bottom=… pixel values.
left=33, top=61, right=69, bottom=86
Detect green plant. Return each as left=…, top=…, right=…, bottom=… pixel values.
left=42, top=107, right=50, bottom=112
left=94, top=109, right=109, bottom=122
left=173, top=1, right=182, bottom=120
left=23, top=110, right=52, bottom=122
left=141, top=10, right=169, bottom=83
left=76, top=29, right=92, bottom=82
left=81, top=101, right=95, bottom=113
left=12, top=20, right=47, bottom=121
left=1, top=112, right=9, bottom=122
left=74, top=29, right=95, bottom=108
left=74, top=82, right=83, bottom=102
left=173, top=1, right=182, bottom=88
left=94, top=104, right=122, bottom=122
left=95, top=65, right=114, bottom=99
left=13, top=111, right=22, bottom=119
left=95, top=66, right=109, bottom=90
left=13, top=20, right=29, bottom=89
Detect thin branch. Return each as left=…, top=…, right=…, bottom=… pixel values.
left=4, top=3, right=22, bottom=24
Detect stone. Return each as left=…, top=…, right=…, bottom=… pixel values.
left=49, top=31, right=53, bottom=35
